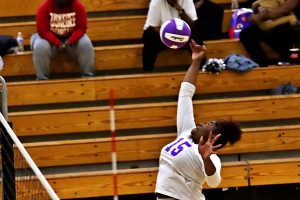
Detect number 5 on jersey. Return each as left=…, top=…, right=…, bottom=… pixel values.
left=165, top=138, right=192, bottom=156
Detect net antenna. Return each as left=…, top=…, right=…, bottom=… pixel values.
left=0, top=76, right=60, bottom=200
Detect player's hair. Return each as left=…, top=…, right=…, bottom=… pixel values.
left=212, top=119, right=242, bottom=149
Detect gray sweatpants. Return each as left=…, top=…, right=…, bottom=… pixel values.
left=30, top=33, right=95, bottom=80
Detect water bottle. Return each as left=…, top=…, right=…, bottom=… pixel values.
left=17, top=32, right=24, bottom=54
left=231, top=0, right=239, bottom=11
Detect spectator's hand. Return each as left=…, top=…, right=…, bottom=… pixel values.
left=58, top=42, right=66, bottom=50
left=149, top=26, right=161, bottom=33
left=259, top=7, right=269, bottom=21
left=167, top=0, right=180, bottom=9
left=190, top=40, right=206, bottom=62
left=167, top=0, right=177, bottom=6
left=64, top=40, right=72, bottom=50
left=195, top=0, right=204, bottom=9
left=257, top=6, right=266, bottom=13
left=250, top=14, right=262, bottom=22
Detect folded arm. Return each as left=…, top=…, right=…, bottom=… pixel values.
left=36, top=6, right=61, bottom=46
left=68, top=3, right=87, bottom=44
left=264, top=0, right=300, bottom=20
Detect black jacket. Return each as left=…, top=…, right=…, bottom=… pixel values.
left=0, top=35, right=18, bottom=56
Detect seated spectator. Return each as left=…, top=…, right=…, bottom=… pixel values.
left=194, top=0, right=224, bottom=40
left=30, top=0, right=95, bottom=80
left=142, top=0, right=205, bottom=73
left=239, top=0, right=300, bottom=67
left=251, top=0, right=298, bottom=31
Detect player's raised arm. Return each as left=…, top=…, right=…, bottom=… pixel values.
left=183, top=40, right=206, bottom=85
left=176, top=40, right=206, bottom=135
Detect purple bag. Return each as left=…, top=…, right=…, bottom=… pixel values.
left=229, top=8, right=253, bottom=39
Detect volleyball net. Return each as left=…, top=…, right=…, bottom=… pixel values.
left=0, top=76, right=59, bottom=200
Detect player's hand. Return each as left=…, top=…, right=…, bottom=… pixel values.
left=190, top=39, right=207, bottom=62
left=198, top=131, right=222, bottom=160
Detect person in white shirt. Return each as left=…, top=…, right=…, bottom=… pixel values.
left=143, top=0, right=206, bottom=72
left=155, top=40, right=243, bottom=200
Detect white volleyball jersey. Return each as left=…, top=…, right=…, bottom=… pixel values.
left=144, top=0, right=197, bottom=30
left=155, top=82, right=221, bottom=200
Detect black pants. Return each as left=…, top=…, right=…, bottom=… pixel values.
left=239, top=23, right=299, bottom=64
left=195, top=0, right=224, bottom=40
left=142, top=28, right=205, bottom=72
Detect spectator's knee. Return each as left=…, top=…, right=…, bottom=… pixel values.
left=77, top=36, right=94, bottom=52
left=215, top=4, right=224, bottom=14
left=33, top=39, right=52, bottom=55
left=143, top=29, right=159, bottom=45
left=239, top=29, right=248, bottom=43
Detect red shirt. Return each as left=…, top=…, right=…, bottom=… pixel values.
left=36, top=0, right=88, bottom=46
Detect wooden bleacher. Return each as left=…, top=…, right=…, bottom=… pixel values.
left=1, top=3, right=279, bottom=77
left=8, top=93, right=300, bottom=136
left=0, top=0, right=246, bottom=18
left=20, top=158, right=295, bottom=199
left=1, top=0, right=299, bottom=199
left=0, top=11, right=237, bottom=77
left=20, top=125, right=300, bottom=168
left=12, top=157, right=300, bottom=199
left=1, top=39, right=278, bottom=77
left=0, top=11, right=234, bottom=46
left=44, top=162, right=250, bottom=199
left=247, top=158, right=300, bottom=186
left=5, top=66, right=300, bottom=106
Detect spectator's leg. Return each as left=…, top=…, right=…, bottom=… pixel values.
left=265, top=23, right=295, bottom=61
left=190, top=28, right=205, bottom=46
left=239, top=24, right=269, bottom=66
left=142, top=29, right=167, bottom=72
left=195, top=17, right=215, bottom=40
left=290, top=25, right=300, bottom=48
left=67, top=34, right=95, bottom=77
left=195, top=4, right=215, bottom=40
left=198, top=0, right=224, bottom=39
left=31, top=33, right=57, bottom=80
